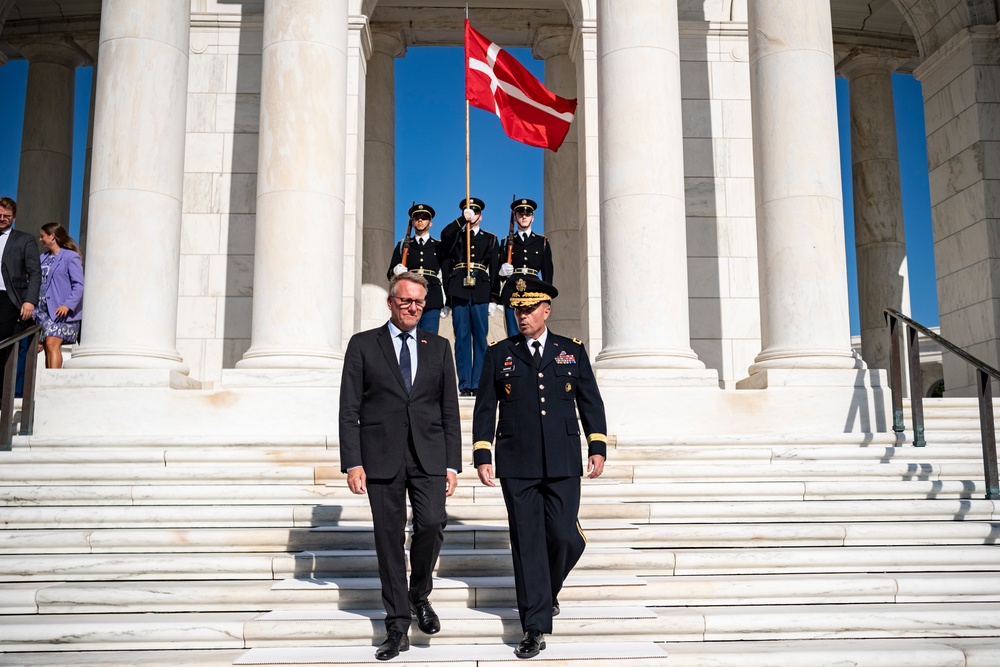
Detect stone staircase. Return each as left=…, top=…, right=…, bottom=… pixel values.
left=1, top=398, right=1000, bottom=666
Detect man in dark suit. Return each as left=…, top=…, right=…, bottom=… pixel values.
left=0, top=197, right=41, bottom=384
left=437, top=197, right=500, bottom=396
left=472, top=276, right=607, bottom=659
left=495, top=197, right=553, bottom=336
left=339, top=271, right=462, bottom=660
left=387, top=203, right=445, bottom=334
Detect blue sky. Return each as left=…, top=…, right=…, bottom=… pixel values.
left=0, top=48, right=937, bottom=336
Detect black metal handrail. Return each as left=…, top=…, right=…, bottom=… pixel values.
left=0, top=324, right=41, bottom=451
left=884, top=308, right=999, bottom=499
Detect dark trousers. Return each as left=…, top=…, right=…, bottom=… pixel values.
left=451, top=298, right=489, bottom=392
left=500, top=476, right=585, bottom=634
left=0, top=293, right=21, bottom=399
left=367, top=440, right=447, bottom=633
left=504, top=306, right=519, bottom=337
left=417, top=308, right=440, bottom=335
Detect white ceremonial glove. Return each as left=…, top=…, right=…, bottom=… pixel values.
left=463, top=208, right=475, bottom=222
left=499, top=263, right=514, bottom=277
left=441, top=306, right=451, bottom=318
left=488, top=303, right=498, bottom=316
left=392, top=263, right=407, bottom=276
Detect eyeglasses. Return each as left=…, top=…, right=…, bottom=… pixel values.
left=514, top=208, right=533, bottom=215
left=392, top=296, right=426, bottom=309
left=412, top=213, right=431, bottom=221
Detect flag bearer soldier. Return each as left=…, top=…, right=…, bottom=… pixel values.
left=438, top=197, right=500, bottom=396
left=472, top=276, right=608, bottom=659
left=495, top=197, right=553, bottom=335
left=388, top=203, right=445, bottom=334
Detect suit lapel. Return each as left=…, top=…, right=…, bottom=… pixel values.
left=412, top=330, right=428, bottom=391
left=539, top=334, right=560, bottom=370
left=377, top=325, right=407, bottom=394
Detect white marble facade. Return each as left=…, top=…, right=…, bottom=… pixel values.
left=3, top=0, right=1000, bottom=434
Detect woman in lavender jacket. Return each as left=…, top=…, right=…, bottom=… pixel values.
left=37, top=223, right=84, bottom=368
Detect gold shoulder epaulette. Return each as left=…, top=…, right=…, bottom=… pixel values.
left=572, top=338, right=582, bottom=345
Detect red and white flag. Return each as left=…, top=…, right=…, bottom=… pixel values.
left=465, top=20, right=577, bottom=152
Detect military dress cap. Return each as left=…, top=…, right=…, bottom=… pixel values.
left=409, top=203, right=435, bottom=218
left=503, top=275, right=558, bottom=308
left=510, top=198, right=537, bottom=213
left=459, top=197, right=486, bottom=212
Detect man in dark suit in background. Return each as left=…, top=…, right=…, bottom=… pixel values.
left=472, top=276, right=607, bottom=659
left=339, top=271, right=462, bottom=660
left=0, top=197, right=41, bottom=388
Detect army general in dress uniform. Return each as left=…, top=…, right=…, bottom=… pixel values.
left=471, top=276, right=607, bottom=659
left=388, top=203, right=445, bottom=334
left=495, top=197, right=553, bottom=336
left=437, top=197, right=500, bottom=396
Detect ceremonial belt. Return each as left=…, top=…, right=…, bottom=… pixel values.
left=410, top=267, right=439, bottom=278
left=512, top=267, right=541, bottom=277
left=454, top=262, right=489, bottom=273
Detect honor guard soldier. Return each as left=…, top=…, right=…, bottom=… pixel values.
left=388, top=203, right=445, bottom=333
left=437, top=197, right=500, bottom=396
left=496, top=197, right=553, bottom=335
left=471, top=276, right=607, bottom=659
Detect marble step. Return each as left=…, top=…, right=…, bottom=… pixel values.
left=0, top=498, right=653, bottom=527
left=2, top=544, right=997, bottom=582
left=0, top=458, right=992, bottom=486
left=8, top=638, right=1000, bottom=667
left=5, top=602, right=1000, bottom=651
left=4, top=497, right=997, bottom=528
left=4, top=519, right=1000, bottom=555
left=9, top=571, right=1000, bottom=615
left=2, top=478, right=994, bottom=505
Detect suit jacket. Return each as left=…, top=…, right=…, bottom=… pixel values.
left=1, top=229, right=41, bottom=309
left=386, top=237, right=445, bottom=311
left=339, top=323, right=462, bottom=479
left=472, top=331, right=607, bottom=479
left=437, top=218, right=500, bottom=304
left=41, top=249, right=84, bottom=322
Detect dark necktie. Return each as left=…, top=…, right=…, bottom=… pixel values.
left=520, top=233, right=527, bottom=242
left=532, top=340, right=541, bottom=369
left=398, top=332, right=412, bottom=393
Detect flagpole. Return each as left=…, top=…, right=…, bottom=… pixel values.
left=463, top=13, right=473, bottom=288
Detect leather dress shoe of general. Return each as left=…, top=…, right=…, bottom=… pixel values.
left=552, top=600, right=560, bottom=617
left=515, top=630, right=546, bottom=659
left=375, top=629, right=409, bottom=660
left=410, top=600, right=441, bottom=634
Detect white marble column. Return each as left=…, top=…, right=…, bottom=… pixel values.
left=15, top=37, right=87, bottom=241
left=236, top=0, right=348, bottom=369
left=839, top=48, right=911, bottom=374
left=66, top=0, right=190, bottom=373
left=594, top=0, right=704, bottom=370
left=535, top=26, right=581, bottom=338
left=359, top=26, right=403, bottom=333
left=745, top=0, right=859, bottom=375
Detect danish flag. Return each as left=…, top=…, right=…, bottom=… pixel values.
left=464, top=20, right=578, bottom=152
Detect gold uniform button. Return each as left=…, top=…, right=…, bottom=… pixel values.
left=540, top=397, right=546, bottom=403
left=541, top=410, right=547, bottom=416
left=539, top=384, right=545, bottom=390
left=537, top=372, right=543, bottom=378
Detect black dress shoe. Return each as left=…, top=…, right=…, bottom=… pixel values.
left=375, top=629, right=409, bottom=660
left=460, top=388, right=472, bottom=397
left=410, top=600, right=441, bottom=634
left=552, top=601, right=560, bottom=617
left=515, top=630, right=546, bottom=659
